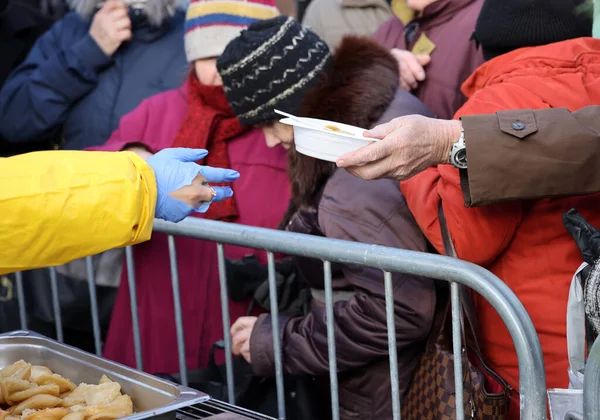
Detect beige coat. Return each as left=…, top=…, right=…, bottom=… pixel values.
left=302, top=0, right=392, bottom=48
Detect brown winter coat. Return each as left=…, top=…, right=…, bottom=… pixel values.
left=373, top=0, right=484, bottom=119
left=249, top=37, right=436, bottom=420
left=460, top=106, right=600, bottom=206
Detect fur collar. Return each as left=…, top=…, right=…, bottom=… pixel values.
left=281, top=36, right=399, bottom=228
left=68, top=0, right=182, bottom=26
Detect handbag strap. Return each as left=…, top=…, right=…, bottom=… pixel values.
left=438, top=204, right=484, bottom=353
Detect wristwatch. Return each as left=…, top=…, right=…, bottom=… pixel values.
left=449, top=128, right=467, bottom=169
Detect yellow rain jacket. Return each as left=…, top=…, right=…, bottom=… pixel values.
left=0, top=151, right=156, bottom=275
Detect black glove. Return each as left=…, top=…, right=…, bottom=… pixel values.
left=225, top=255, right=268, bottom=302
left=564, top=208, right=600, bottom=266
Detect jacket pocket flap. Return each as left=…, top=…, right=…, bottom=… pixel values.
left=497, top=109, right=538, bottom=139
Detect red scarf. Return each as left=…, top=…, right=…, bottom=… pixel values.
left=172, top=73, right=248, bottom=221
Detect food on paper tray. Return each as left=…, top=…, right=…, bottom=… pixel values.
left=0, top=361, right=133, bottom=420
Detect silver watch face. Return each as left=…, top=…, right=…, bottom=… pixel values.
left=451, top=146, right=467, bottom=169
left=455, top=149, right=467, bottom=167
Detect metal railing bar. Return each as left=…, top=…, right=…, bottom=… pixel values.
left=85, top=256, right=102, bottom=356
left=168, top=235, right=188, bottom=387
left=48, top=267, right=63, bottom=343
left=323, top=260, right=340, bottom=420
left=125, top=246, right=143, bottom=371
left=267, top=252, right=286, bottom=419
left=14, top=272, right=27, bottom=330
left=153, top=218, right=547, bottom=420
left=584, top=335, right=600, bottom=419
left=384, top=271, right=401, bottom=420
left=450, top=282, right=464, bottom=420
left=217, top=243, right=235, bottom=404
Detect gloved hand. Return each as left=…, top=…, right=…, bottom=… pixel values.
left=147, top=148, right=240, bottom=223
left=564, top=209, right=600, bottom=266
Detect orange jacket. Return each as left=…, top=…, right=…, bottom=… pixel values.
left=401, top=37, right=600, bottom=416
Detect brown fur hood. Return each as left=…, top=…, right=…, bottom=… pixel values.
left=283, top=36, right=399, bottom=225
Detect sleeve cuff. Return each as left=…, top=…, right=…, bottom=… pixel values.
left=70, top=34, right=113, bottom=75
left=250, top=313, right=293, bottom=377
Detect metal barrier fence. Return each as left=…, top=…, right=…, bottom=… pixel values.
left=7, top=217, right=548, bottom=420
left=585, top=335, right=600, bottom=419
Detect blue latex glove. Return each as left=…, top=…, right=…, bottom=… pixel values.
left=147, top=148, right=240, bottom=223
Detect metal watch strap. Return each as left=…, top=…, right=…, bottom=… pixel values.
left=450, top=128, right=467, bottom=169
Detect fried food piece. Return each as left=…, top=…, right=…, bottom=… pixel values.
left=20, top=409, right=37, bottom=418
left=61, top=413, right=85, bottom=420
left=98, top=375, right=113, bottom=385
left=61, top=384, right=93, bottom=407
left=23, top=407, right=71, bottom=420
left=9, top=394, right=62, bottom=415
left=9, top=384, right=60, bottom=403
left=76, top=394, right=133, bottom=419
left=82, top=407, right=128, bottom=420
left=1, top=378, right=32, bottom=405
left=83, top=383, right=120, bottom=407
left=0, top=409, right=8, bottom=420
left=109, top=395, right=133, bottom=415
left=0, top=361, right=31, bottom=382
left=29, top=367, right=53, bottom=383
left=33, top=375, right=75, bottom=394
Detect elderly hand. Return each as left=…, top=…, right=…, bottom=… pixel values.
left=89, top=0, right=132, bottom=56
left=231, top=316, right=258, bottom=363
left=390, top=49, right=431, bottom=91
left=336, top=115, right=461, bottom=181
left=146, top=148, right=240, bottom=223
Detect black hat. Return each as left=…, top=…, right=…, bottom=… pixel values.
left=217, top=16, right=331, bottom=126
left=474, top=0, right=592, bottom=61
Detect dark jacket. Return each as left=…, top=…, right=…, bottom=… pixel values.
left=460, top=106, right=600, bottom=206
left=0, top=6, right=186, bottom=150
left=249, top=37, right=436, bottom=420
left=0, top=0, right=66, bottom=156
left=373, top=0, right=484, bottom=119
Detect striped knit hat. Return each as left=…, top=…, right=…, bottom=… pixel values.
left=185, top=0, right=279, bottom=62
left=217, top=16, right=331, bottom=125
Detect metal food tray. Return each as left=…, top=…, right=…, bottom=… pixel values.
left=0, top=330, right=209, bottom=419
left=177, top=400, right=277, bottom=419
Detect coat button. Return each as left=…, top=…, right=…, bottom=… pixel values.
left=512, top=121, right=526, bottom=131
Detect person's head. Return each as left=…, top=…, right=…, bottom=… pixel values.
left=68, top=0, right=180, bottom=26
left=262, top=122, right=295, bottom=149
left=405, top=0, right=437, bottom=12
left=474, top=0, right=592, bottom=61
left=184, top=0, right=280, bottom=83
left=216, top=16, right=331, bottom=148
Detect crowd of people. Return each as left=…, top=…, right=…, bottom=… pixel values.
left=1, top=0, right=599, bottom=419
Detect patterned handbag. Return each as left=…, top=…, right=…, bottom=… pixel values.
left=401, top=206, right=511, bottom=420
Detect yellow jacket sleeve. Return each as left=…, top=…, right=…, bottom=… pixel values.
left=0, top=150, right=156, bottom=275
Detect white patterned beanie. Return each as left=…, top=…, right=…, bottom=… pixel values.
left=185, top=0, right=280, bottom=62
left=216, top=16, right=331, bottom=125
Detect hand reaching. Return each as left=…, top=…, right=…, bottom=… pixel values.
left=146, top=148, right=240, bottom=223
left=89, top=0, right=132, bottom=56
left=390, top=49, right=431, bottom=91
left=231, top=316, right=258, bottom=363
left=336, top=115, right=461, bottom=181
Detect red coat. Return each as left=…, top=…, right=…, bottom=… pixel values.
left=401, top=38, right=600, bottom=418
left=89, top=83, right=290, bottom=373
